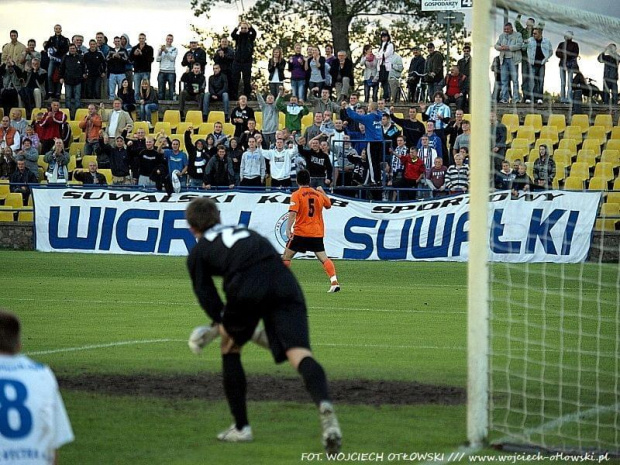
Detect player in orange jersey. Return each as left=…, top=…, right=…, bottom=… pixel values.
left=283, top=169, right=340, bottom=292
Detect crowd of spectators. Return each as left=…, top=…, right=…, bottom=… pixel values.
left=0, top=19, right=616, bottom=201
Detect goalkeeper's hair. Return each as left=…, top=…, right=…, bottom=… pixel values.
left=186, top=197, right=221, bottom=233
left=0, top=310, right=21, bottom=354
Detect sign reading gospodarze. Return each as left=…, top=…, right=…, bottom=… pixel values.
left=32, top=189, right=600, bottom=263
left=422, top=0, right=473, bottom=10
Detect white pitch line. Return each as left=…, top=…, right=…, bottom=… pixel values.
left=27, top=339, right=184, bottom=356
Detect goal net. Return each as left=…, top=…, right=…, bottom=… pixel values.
left=469, top=0, right=620, bottom=458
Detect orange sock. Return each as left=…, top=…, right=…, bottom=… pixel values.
left=283, top=259, right=291, bottom=268
left=322, top=259, right=337, bottom=282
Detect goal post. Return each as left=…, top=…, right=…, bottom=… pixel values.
left=468, top=0, right=620, bottom=457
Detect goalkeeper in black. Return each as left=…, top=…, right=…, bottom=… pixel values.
left=185, top=197, right=342, bottom=453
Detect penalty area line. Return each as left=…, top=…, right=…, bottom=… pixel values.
left=27, top=339, right=185, bottom=356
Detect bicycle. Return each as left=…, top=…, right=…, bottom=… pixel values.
left=407, top=71, right=429, bottom=103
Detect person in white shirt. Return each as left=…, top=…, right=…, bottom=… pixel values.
left=0, top=310, right=74, bottom=464
left=156, top=34, right=178, bottom=101
left=256, top=134, right=297, bottom=187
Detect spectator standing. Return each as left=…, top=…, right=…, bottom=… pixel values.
left=376, top=30, right=394, bottom=101
left=130, top=33, right=154, bottom=100
left=257, top=135, right=296, bottom=187
left=180, top=63, right=206, bottom=118
left=515, top=15, right=536, bottom=101
left=424, top=43, right=444, bottom=97
left=100, top=99, right=134, bottom=138
left=43, top=138, right=70, bottom=184
left=494, top=22, right=523, bottom=104
left=388, top=50, right=404, bottom=103
left=598, top=44, right=619, bottom=105
left=390, top=106, right=425, bottom=149
left=9, top=158, right=38, bottom=203
left=267, top=46, right=286, bottom=98
left=106, top=36, right=130, bottom=100
left=330, top=50, right=354, bottom=102
left=398, top=146, right=425, bottom=199
left=490, top=112, right=507, bottom=176
left=457, top=45, right=471, bottom=80
left=361, top=44, right=379, bottom=103
left=445, top=152, right=469, bottom=193
left=2, top=30, right=26, bottom=68
left=239, top=136, right=265, bottom=186
left=213, top=37, right=235, bottom=90
left=183, top=39, right=207, bottom=72
left=59, top=44, right=86, bottom=120
left=0, top=311, right=74, bottom=464
left=555, top=31, right=580, bottom=104
left=288, top=43, right=307, bottom=99
left=19, top=39, right=41, bottom=72
left=230, top=21, right=257, bottom=100
left=39, top=101, right=66, bottom=154
left=83, top=39, right=106, bottom=99
left=407, top=46, right=425, bottom=102
left=156, top=34, right=178, bottom=100
left=203, top=64, right=230, bottom=123
left=14, top=58, right=46, bottom=115
left=230, top=95, right=255, bottom=138
left=256, top=90, right=278, bottom=147
left=45, top=24, right=70, bottom=99
left=532, top=144, right=556, bottom=189
left=276, top=89, right=310, bottom=133
left=525, top=27, right=552, bottom=104
left=511, top=162, right=532, bottom=195
left=204, top=144, right=235, bottom=188
left=79, top=103, right=103, bottom=155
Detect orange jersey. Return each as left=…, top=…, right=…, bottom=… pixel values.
left=289, top=186, right=331, bottom=238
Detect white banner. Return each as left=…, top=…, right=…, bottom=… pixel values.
left=32, top=188, right=600, bottom=263
left=421, top=0, right=473, bottom=10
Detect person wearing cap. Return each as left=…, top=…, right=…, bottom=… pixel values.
left=424, top=43, right=444, bottom=97
left=555, top=31, right=579, bottom=104
left=182, top=39, right=207, bottom=73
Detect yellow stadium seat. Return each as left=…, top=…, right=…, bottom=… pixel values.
left=538, top=127, right=559, bottom=145
left=569, top=162, right=590, bottom=181
left=608, top=191, right=620, bottom=204
left=154, top=122, right=172, bottom=136
left=175, top=122, right=193, bottom=135
left=605, top=139, right=620, bottom=151
left=511, top=138, right=530, bottom=151
left=593, top=114, right=613, bottom=134
left=198, top=123, right=215, bottom=135
left=610, top=127, right=620, bottom=140
left=223, top=123, right=235, bottom=136
left=191, top=134, right=208, bottom=145
left=4, top=193, right=23, bottom=208
left=505, top=148, right=526, bottom=163
left=0, top=210, right=15, bottom=222
left=38, top=155, right=48, bottom=172
left=81, top=155, right=97, bottom=167
left=546, top=114, right=566, bottom=134
left=163, top=110, right=181, bottom=130
left=301, top=113, right=313, bottom=129
left=534, top=138, right=554, bottom=154
left=588, top=177, right=608, bottom=191
left=132, top=121, right=150, bottom=134
left=0, top=183, right=9, bottom=201
left=552, top=149, right=573, bottom=166
left=207, top=111, right=226, bottom=124
left=74, top=108, right=89, bottom=121
left=563, top=126, right=583, bottom=143
left=593, top=162, right=615, bottom=182
left=600, top=149, right=619, bottom=168
left=185, top=110, right=203, bottom=127
left=69, top=142, right=85, bottom=160
left=582, top=139, right=601, bottom=156
left=570, top=114, right=590, bottom=133
left=554, top=161, right=568, bottom=182
left=564, top=176, right=585, bottom=190
left=29, top=108, right=46, bottom=121
left=59, top=108, right=71, bottom=119
left=558, top=138, right=578, bottom=155
left=67, top=156, right=76, bottom=173
left=524, top=114, right=543, bottom=133
left=595, top=203, right=619, bottom=231
left=576, top=150, right=597, bottom=168
left=586, top=125, right=606, bottom=145
left=501, top=113, right=520, bottom=134
left=17, top=211, right=33, bottom=222
left=525, top=161, right=534, bottom=178
left=516, top=126, right=536, bottom=145
left=68, top=121, right=83, bottom=142
left=98, top=169, right=113, bottom=184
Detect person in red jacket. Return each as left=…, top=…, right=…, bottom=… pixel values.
left=39, top=100, right=67, bottom=153
left=399, top=146, right=425, bottom=200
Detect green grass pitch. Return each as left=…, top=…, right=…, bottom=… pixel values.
left=0, top=251, right=616, bottom=464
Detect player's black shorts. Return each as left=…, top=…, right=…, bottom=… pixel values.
left=223, top=257, right=310, bottom=364
left=287, top=235, right=325, bottom=253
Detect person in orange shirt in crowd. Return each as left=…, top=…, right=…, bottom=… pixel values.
left=282, top=169, right=340, bottom=293
left=79, top=103, right=103, bottom=155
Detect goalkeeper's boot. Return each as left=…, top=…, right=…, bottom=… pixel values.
left=319, top=401, right=342, bottom=454
left=217, top=424, right=254, bottom=442
left=188, top=325, right=219, bottom=355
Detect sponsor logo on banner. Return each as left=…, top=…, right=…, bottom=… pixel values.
left=421, top=0, right=472, bottom=10
left=32, top=188, right=601, bottom=263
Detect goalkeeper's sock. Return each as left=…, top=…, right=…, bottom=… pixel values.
left=222, top=353, right=249, bottom=429
left=322, top=259, right=337, bottom=283
left=298, top=356, right=331, bottom=406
